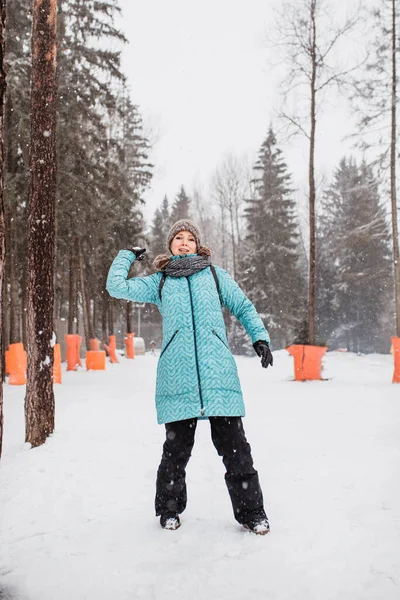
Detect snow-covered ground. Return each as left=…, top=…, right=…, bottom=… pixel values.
left=1, top=350, right=400, bottom=600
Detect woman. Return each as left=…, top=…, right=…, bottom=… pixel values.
left=106, top=219, right=273, bottom=534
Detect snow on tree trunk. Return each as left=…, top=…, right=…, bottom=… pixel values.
left=25, top=0, right=57, bottom=448
left=0, top=0, right=7, bottom=459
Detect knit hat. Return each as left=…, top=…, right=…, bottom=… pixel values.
left=167, top=219, right=201, bottom=251
left=153, top=219, right=211, bottom=271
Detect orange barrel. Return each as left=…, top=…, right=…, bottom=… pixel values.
left=124, top=332, right=135, bottom=359
left=86, top=350, right=106, bottom=371
left=7, top=342, right=27, bottom=385
left=65, top=334, right=79, bottom=371
left=53, top=343, right=62, bottom=384
left=89, top=338, right=100, bottom=351
left=286, top=344, right=327, bottom=381
left=391, top=337, right=400, bottom=383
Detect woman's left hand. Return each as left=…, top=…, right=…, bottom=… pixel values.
left=253, top=341, right=273, bottom=368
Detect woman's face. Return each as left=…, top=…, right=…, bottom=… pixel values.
left=170, top=230, right=197, bottom=256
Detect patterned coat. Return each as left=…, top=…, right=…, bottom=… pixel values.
left=106, top=250, right=270, bottom=424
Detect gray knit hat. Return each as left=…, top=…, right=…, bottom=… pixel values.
left=153, top=219, right=211, bottom=271
left=167, top=219, right=201, bottom=251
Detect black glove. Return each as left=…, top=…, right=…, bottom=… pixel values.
left=253, top=340, right=273, bottom=368
left=123, top=247, right=146, bottom=261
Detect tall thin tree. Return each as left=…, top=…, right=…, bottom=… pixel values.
left=0, top=0, right=7, bottom=459
left=25, top=0, right=57, bottom=447
left=390, top=0, right=399, bottom=335
left=271, top=0, right=360, bottom=344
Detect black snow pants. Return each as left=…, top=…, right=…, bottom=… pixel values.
left=155, top=416, right=266, bottom=524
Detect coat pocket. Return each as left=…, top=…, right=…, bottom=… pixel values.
left=159, top=329, right=179, bottom=359
left=212, top=329, right=229, bottom=350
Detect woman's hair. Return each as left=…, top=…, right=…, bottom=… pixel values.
left=153, top=245, right=211, bottom=271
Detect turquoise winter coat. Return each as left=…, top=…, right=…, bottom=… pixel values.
left=106, top=250, right=270, bottom=424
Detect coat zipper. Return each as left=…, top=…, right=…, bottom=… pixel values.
left=187, top=277, right=205, bottom=416
left=159, top=329, right=179, bottom=359
left=212, top=329, right=229, bottom=349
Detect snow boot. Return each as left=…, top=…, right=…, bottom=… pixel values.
left=243, top=516, right=270, bottom=535
left=160, top=513, right=181, bottom=530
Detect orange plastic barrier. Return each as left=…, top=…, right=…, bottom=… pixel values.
left=90, top=338, right=100, bottom=351
left=86, top=350, right=106, bottom=371
left=65, top=334, right=79, bottom=371
left=6, top=342, right=27, bottom=385
left=103, top=334, right=119, bottom=364
left=391, top=337, right=400, bottom=383
left=53, top=343, right=62, bottom=384
left=124, top=332, right=135, bottom=359
left=286, top=344, right=328, bottom=381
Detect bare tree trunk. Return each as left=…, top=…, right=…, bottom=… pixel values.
left=0, top=0, right=7, bottom=459
left=126, top=301, right=132, bottom=333
left=220, top=203, right=226, bottom=268
left=67, top=241, right=75, bottom=334
left=21, top=257, right=27, bottom=347
left=78, top=241, right=93, bottom=349
left=92, top=296, right=97, bottom=339
left=101, top=292, right=108, bottom=342
left=25, top=0, right=57, bottom=448
left=74, top=289, right=79, bottom=334
left=308, top=0, right=317, bottom=346
left=229, top=207, right=236, bottom=280
left=9, top=217, right=20, bottom=342
left=390, top=0, right=400, bottom=336
left=73, top=239, right=79, bottom=334
left=234, top=203, right=241, bottom=247
left=108, top=298, right=114, bottom=336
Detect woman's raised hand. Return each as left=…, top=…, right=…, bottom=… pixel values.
left=123, top=247, right=147, bottom=261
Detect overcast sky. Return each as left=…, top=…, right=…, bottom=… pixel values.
left=117, top=0, right=367, bottom=222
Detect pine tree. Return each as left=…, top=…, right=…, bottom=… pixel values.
left=351, top=0, right=400, bottom=336
left=150, top=195, right=170, bottom=258
left=150, top=208, right=165, bottom=257
left=4, top=0, right=31, bottom=347
left=318, top=158, right=392, bottom=352
left=170, top=186, right=190, bottom=223
left=239, top=128, right=306, bottom=350
left=161, top=195, right=170, bottom=231
left=2, top=1, right=151, bottom=356
left=54, top=0, right=151, bottom=345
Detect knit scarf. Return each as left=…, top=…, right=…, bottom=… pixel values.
left=162, top=254, right=211, bottom=278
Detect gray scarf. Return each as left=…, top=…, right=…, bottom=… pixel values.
left=163, top=255, right=211, bottom=277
